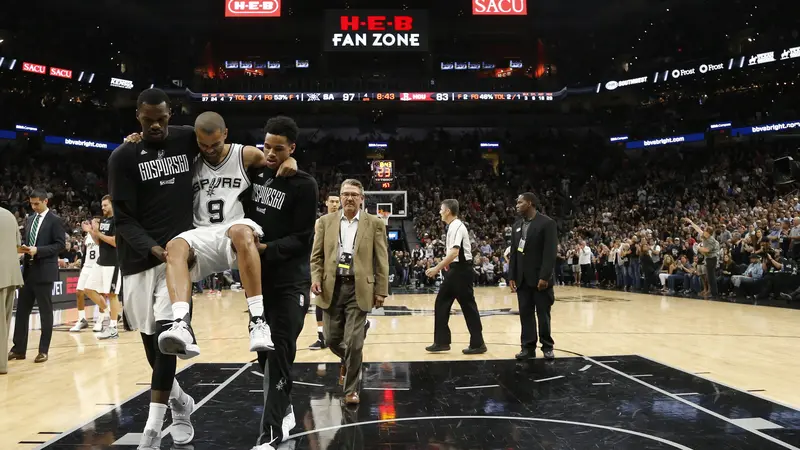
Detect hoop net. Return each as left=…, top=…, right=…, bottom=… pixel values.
left=378, top=210, right=391, bottom=226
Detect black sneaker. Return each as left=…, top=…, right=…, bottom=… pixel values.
left=515, top=349, right=536, bottom=360
left=364, top=319, right=371, bottom=338
left=425, top=343, right=450, bottom=353
left=308, top=339, right=326, bottom=350
left=462, top=344, right=487, bottom=355
left=542, top=349, right=555, bottom=360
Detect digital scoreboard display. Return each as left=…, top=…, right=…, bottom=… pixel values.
left=372, top=160, right=395, bottom=190
left=192, top=91, right=559, bottom=103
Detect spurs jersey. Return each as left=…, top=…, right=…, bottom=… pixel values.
left=191, top=143, right=250, bottom=227
left=82, top=234, right=100, bottom=269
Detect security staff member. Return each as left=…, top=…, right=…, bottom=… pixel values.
left=508, top=192, right=557, bottom=360
left=424, top=199, right=486, bottom=355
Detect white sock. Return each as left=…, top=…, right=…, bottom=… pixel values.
left=172, top=302, right=191, bottom=321
left=78, top=310, right=86, bottom=320
left=317, top=326, right=323, bottom=334
left=170, top=380, right=187, bottom=407
left=145, top=403, right=167, bottom=431
left=247, top=295, right=264, bottom=317
left=109, top=319, right=117, bottom=328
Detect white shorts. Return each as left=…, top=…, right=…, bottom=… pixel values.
left=173, top=219, right=263, bottom=282
left=85, top=264, right=122, bottom=295
left=123, top=264, right=171, bottom=335
left=77, top=266, right=94, bottom=291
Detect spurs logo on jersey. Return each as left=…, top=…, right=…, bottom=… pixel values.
left=192, top=143, right=250, bottom=227
left=83, top=234, right=100, bottom=269
left=251, top=183, right=286, bottom=213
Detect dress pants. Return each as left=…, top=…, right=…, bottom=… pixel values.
left=705, top=257, right=718, bottom=297
left=1, top=287, right=16, bottom=373
left=256, top=282, right=309, bottom=447
left=11, top=282, right=53, bottom=356
left=323, top=277, right=367, bottom=396
left=433, top=263, right=485, bottom=348
left=516, top=282, right=555, bottom=352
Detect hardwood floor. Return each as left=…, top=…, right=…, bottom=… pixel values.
left=1, top=286, right=798, bottom=447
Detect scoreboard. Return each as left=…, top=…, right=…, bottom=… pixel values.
left=372, top=160, right=395, bottom=190
left=191, top=91, right=562, bottom=103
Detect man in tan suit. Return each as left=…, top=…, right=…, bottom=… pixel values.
left=0, top=207, right=24, bottom=374
left=310, top=179, right=389, bottom=405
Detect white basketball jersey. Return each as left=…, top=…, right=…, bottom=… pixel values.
left=83, top=234, right=100, bottom=269
left=192, top=143, right=251, bottom=227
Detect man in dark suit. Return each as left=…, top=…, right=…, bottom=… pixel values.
left=508, top=192, right=557, bottom=360
left=9, top=189, right=66, bottom=364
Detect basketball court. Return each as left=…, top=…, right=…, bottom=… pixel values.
left=3, top=287, right=799, bottom=449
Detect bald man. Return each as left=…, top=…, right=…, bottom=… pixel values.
left=138, top=112, right=299, bottom=360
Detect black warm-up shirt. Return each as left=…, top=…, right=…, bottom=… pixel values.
left=108, top=126, right=197, bottom=276
left=96, top=217, right=117, bottom=266
left=245, top=167, right=318, bottom=287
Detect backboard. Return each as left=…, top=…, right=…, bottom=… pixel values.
left=363, top=191, right=408, bottom=218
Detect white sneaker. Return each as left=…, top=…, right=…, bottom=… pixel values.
left=169, top=394, right=195, bottom=444
left=137, top=428, right=161, bottom=450
left=251, top=444, right=276, bottom=450
left=282, top=405, right=296, bottom=441
left=249, top=318, right=275, bottom=352
left=70, top=319, right=88, bottom=332
left=93, top=316, right=106, bottom=332
left=97, top=327, right=118, bottom=340
left=158, top=320, right=200, bottom=359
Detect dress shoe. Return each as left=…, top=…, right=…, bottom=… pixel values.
left=7, top=351, right=25, bottom=361
left=338, top=365, right=346, bottom=386
left=425, top=343, right=450, bottom=353
left=462, top=344, right=487, bottom=355
left=34, top=353, right=48, bottom=363
left=542, top=350, right=555, bottom=360
left=515, top=349, right=536, bottom=360
left=344, top=392, right=360, bottom=405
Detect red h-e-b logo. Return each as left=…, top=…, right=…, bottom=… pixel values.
left=339, top=15, right=414, bottom=31
left=225, top=0, right=280, bottom=17
left=473, top=0, right=527, bottom=15
left=50, top=67, right=73, bottom=79
left=22, top=62, right=47, bottom=75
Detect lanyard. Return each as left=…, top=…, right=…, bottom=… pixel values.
left=339, top=217, right=358, bottom=252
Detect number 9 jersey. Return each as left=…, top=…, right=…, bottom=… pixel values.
left=191, top=143, right=250, bottom=227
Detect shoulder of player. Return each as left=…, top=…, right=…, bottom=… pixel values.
left=109, top=141, right=138, bottom=163
left=287, top=170, right=317, bottom=186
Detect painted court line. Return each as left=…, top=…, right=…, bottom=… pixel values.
left=674, top=392, right=700, bottom=397
left=454, top=384, right=499, bottom=390
left=34, top=363, right=196, bottom=450
left=638, top=354, right=800, bottom=413
left=249, top=389, right=264, bottom=393
left=585, top=356, right=800, bottom=450
left=578, top=365, right=591, bottom=372
left=295, top=381, right=326, bottom=388
left=594, top=360, right=618, bottom=363
left=534, top=376, right=565, bottom=383
left=162, top=363, right=252, bottom=439
left=632, top=374, right=653, bottom=378
left=287, top=415, right=694, bottom=449
left=196, top=383, right=223, bottom=386
left=592, top=382, right=611, bottom=386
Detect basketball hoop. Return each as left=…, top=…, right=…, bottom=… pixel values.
left=378, top=210, right=391, bottom=226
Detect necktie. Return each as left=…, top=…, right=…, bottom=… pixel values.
left=28, top=214, right=41, bottom=246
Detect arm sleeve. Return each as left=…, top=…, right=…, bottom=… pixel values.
left=36, top=216, right=66, bottom=259
left=310, top=217, right=325, bottom=285
left=539, top=219, right=558, bottom=281
left=451, top=225, right=468, bottom=250
left=373, top=219, right=390, bottom=297
left=263, top=177, right=319, bottom=262
left=108, top=147, right=160, bottom=256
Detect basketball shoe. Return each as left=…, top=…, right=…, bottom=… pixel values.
left=158, top=319, right=200, bottom=359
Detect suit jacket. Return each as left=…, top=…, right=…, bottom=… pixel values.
left=508, top=212, right=558, bottom=288
left=0, top=207, right=24, bottom=290
left=21, top=210, right=66, bottom=283
left=310, top=210, right=389, bottom=312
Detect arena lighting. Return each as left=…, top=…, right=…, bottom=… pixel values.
left=87, top=73, right=95, bottom=83
left=8, top=59, right=15, bottom=70
left=77, top=71, right=84, bottom=82
left=0, top=57, right=4, bottom=68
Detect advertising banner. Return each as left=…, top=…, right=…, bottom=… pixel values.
left=324, top=10, right=429, bottom=52
left=472, top=0, right=527, bottom=15
left=626, top=133, right=705, bottom=149
left=22, top=62, right=46, bottom=75
left=225, top=0, right=280, bottom=17
left=732, top=121, right=800, bottom=137
left=49, top=66, right=73, bottom=79
left=44, top=136, right=119, bottom=150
